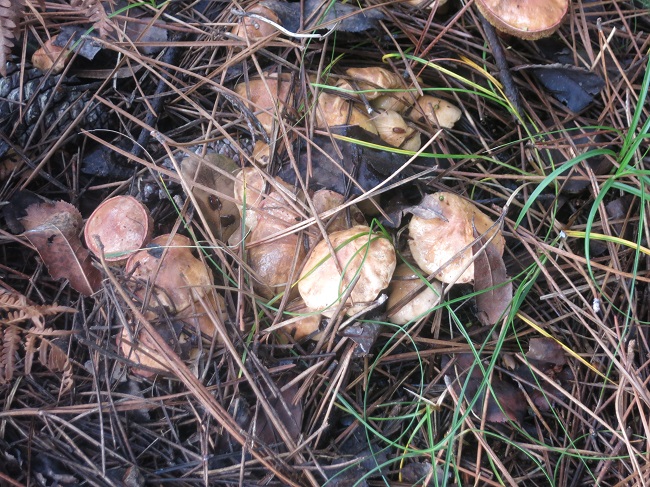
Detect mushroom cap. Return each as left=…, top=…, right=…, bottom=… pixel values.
left=373, top=110, right=421, bottom=150
left=277, top=299, right=322, bottom=341
left=234, top=73, right=293, bottom=135
left=84, top=195, right=153, bottom=263
left=340, top=67, right=403, bottom=100
left=299, top=225, right=396, bottom=316
left=125, top=234, right=213, bottom=313
left=408, top=192, right=504, bottom=284
left=475, top=0, right=568, bottom=40
left=387, top=264, right=442, bottom=325
left=409, top=95, right=462, bottom=130
left=247, top=191, right=306, bottom=299
left=315, top=92, right=378, bottom=134
left=312, top=189, right=366, bottom=236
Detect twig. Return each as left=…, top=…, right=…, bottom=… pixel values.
left=478, top=14, right=522, bottom=119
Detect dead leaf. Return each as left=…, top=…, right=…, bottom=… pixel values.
left=530, top=65, right=605, bottom=113
left=444, top=353, right=527, bottom=424
left=256, top=379, right=303, bottom=448
left=21, top=200, right=101, bottom=296
left=472, top=228, right=512, bottom=325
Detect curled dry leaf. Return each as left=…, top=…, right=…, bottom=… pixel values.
left=299, top=225, right=396, bottom=317
left=180, top=153, right=241, bottom=242
left=472, top=228, right=512, bottom=325
left=408, top=192, right=504, bottom=284
left=21, top=200, right=101, bottom=296
left=32, top=36, right=70, bottom=74
left=445, top=353, right=527, bottom=423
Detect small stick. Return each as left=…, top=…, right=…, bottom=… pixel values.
left=478, top=14, right=522, bottom=120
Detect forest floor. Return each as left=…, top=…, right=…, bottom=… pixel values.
left=1, top=0, right=650, bottom=486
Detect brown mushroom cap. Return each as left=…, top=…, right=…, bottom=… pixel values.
left=408, top=192, right=504, bottom=284
left=125, top=234, right=213, bottom=313
left=314, top=92, right=378, bottom=134
left=277, top=299, right=322, bottom=341
left=231, top=5, right=280, bottom=40
left=247, top=190, right=306, bottom=299
left=234, top=74, right=293, bottom=135
left=340, top=67, right=403, bottom=100
left=475, top=0, right=568, bottom=40
left=409, top=95, right=462, bottom=130
left=299, top=225, right=396, bottom=316
left=84, top=195, right=153, bottom=263
left=387, top=264, right=442, bottom=325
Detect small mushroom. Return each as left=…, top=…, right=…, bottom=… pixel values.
left=247, top=190, right=306, bottom=299
left=387, top=264, right=442, bottom=324
left=32, top=36, right=70, bottom=74
left=408, top=192, right=504, bottom=284
left=373, top=110, right=421, bottom=150
left=475, top=0, right=569, bottom=40
left=84, top=195, right=153, bottom=263
left=339, top=67, right=403, bottom=100
left=277, top=299, right=322, bottom=341
left=234, top=73, right=293, bottom=135
left=299, top=225, right=396, bottom=317
left=231, top=4, right=281, bottom=40
left=314, top=92, right=378, bottom=134
left=371, top=90, right=415, bottom=113
left=125, top=234, right=213, bottom=313
left=409, top=95, right=462, bottom=129
left=312, top=189, right=366, bottom=235
left=180, top=153, right=240, bottom=242
left=252, top=140, right=272, bottom=166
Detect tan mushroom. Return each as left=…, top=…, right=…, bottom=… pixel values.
left=314, top=92, right=378, bottom=134
left=312, top=189, right=366, bottom=235
left=475, top=0, right=569, bottom=40
left=231, top=4, right=281, bottom=40
left=276, top=299, right=322, bottom=342
left=409, top=95, right=462, bottom=130
left=84, top=195, right=153, bottom=263
left=408, top=192, right=504, bottom=284
left=387, top=264, right=442, bottom=324
left=247, top=189, right=306, bottom=299
left=125, top=234, right=213, bottom=313
left=373, top=110, right=422, bottom=151
left=339, top=67, right=403, bottom=100
left=299, top=225, right=396, bottom=317
left=234, top=73, right=293, bottom=135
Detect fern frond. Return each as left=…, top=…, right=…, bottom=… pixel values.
left=0, top=0, right=24, bottom=76
left=70, top=0, right=114, bottom=38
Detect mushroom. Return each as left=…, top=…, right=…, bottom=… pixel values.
left=84, top=195, right=153, bottom=263
left=312, top=189, right=366, bottom=235
left=299, top=225, right=396, bottom=317
left=32, top=36, right=70, bottom=74
left=386, top=264, right=442, bottom=324
left=125, top=234, right=213, bottom=313
left=231, top=4, right=281, bottom=40
left=180, top=153, right=240, bottom=242
left=314, top=92, right=378, bottom=134
left=338, top=67, right=403, bottom=100
left=475, top=0, right=569, bottom=40
left=247, top=190, right=306, bottom=299
left=252, top=140, right=271, bottom=166
left=276, top=299, right=322, bottom=342
left=373, top=110, right=421, bottom=151
left=408, top=95, right=462, bottom=130
left=408, top=192, right=504, bottom=284
left=234, top=73, right=293, bottom=135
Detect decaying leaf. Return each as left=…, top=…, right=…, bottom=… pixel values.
left=180, top=153, right=241, bottom=242
left=472, top=228, right=512, bottom=325
left=530, top=65, right=605, bottom=112
left=278, top=125, right=419, bottom=195
left=21, top=200, right=101, bottom=296
left=256, top=379, right=303, bottom=448
left=514, top=337, right=571, bottom=411
left=444, top=353, right=527, bottom=424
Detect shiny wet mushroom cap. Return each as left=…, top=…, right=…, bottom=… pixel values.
left=475, top=0, right=569, bottom=40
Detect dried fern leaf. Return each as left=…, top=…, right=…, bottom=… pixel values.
left=70, top=0, right=114, bottom=38
left=0, top=0, right=23, bottom=76
left=0, top=326, right=21, bottom=384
